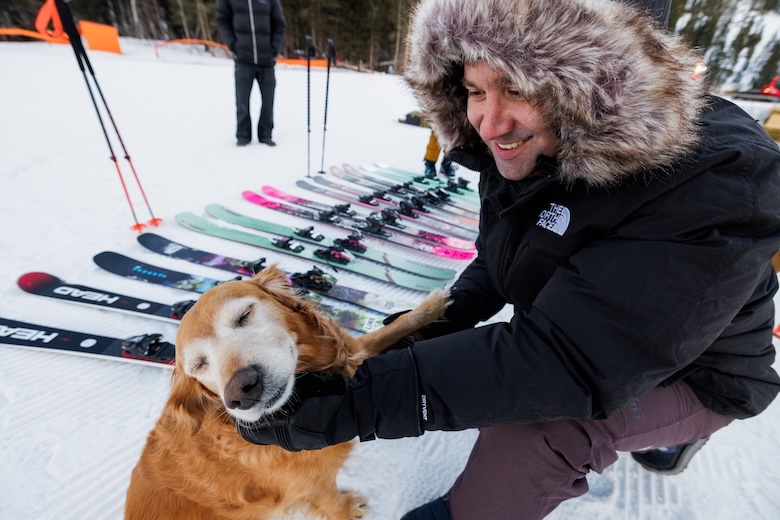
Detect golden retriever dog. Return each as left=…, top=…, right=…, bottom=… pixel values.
left=125, top=265, right=449, bottom=520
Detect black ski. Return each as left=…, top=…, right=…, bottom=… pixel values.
left=17, top=271, right=193, bottom=324
left=137, top=233, right=419, bottom=314
left=93, top=251, right=386, bottom=333
left=0, top=316, right=175, bottom=366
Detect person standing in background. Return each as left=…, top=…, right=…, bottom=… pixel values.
left=423, top=131, right=455, bottom=178
left=217, top=0, right=286, bottom=147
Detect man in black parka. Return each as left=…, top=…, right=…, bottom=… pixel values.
left=216, top=0, right=286, bottom=146
left=235, top=0, right=780, bottom=518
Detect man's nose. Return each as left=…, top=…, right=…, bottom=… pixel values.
left=479, top=96, right=513, bottom=141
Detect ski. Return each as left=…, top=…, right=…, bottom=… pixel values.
left=370, top=162, right=478, bottom=199
left=17, top=271, right=193, bottom=325
left=303, top=175, right=478, bottom=239
left=137, top=233, right=419, bottom=314
left=0, top=316, right=175, bottom=366
left=259, top=185, right=475, bottom=250
left=175, top=212, right=449, bottom=292
left=333, top=165, right=480, bottom=224
left=206, top=203, right=460, bottom=277
left=240, top=191, right=476, bottom=258
left=263, top=186, right=476, bottom=246
left=93, top=251, right=387, bottom=333
left=349, top=164, right=481, bottom=212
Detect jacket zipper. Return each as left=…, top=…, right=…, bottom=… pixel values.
left=247, top=0, right=258, bottom=64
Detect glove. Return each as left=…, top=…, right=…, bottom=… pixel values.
left=237, top=348, right=423, bottom=451
left=237, top=371, right=369, bottom=451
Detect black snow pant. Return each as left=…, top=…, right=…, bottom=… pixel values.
left=234, top=62, right=276, bottom=143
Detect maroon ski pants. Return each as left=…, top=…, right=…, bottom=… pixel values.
left=447, top=381, right=732, bottom=519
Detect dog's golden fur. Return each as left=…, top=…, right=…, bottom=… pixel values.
left=125, top=265, right=449, bottom=520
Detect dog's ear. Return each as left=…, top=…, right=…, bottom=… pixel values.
left=166, top=366, right=219, bottom=436
left=250, top=264, right=290, bottom=292
left=248, top=264, right=322, bottom=329
left=250, top=264, right=358, bottom=372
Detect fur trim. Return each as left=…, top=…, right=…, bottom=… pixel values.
left=404, top=0, right=708, bottom=186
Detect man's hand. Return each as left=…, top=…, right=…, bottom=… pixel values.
left=236, top=349, right=423, bottom=451
left=236, top=372, right=369, bottom=451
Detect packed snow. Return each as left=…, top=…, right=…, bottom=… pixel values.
left=1, top=39, right=779, bottom=520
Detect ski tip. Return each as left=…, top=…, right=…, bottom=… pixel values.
left=93, top=251, right=123, bottom=264
left=17, top=272, right=61, bottom=291
left=137, top=232, right=167, bottom=247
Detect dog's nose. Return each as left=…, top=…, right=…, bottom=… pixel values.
left=224, top=367, right=264, bottom=410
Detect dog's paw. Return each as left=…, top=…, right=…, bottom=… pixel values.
left=338, top=490, right=369, bottom=519
left=415, top=288, right=451, bottom=322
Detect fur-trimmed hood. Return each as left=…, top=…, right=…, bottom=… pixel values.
left=404, top=0, right=709, bottom=186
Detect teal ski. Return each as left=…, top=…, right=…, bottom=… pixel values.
left=370, top=162, right=479, bottom=200
left=346, top=164, right=481, bottom=213
left=205, top=203, right=461, bottom=278
left=175, top=213, right=448, bottom=292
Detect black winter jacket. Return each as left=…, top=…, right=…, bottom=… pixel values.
left=216, top=0, right=286, bottom=67
left=406, top=97, right=780, bottom=432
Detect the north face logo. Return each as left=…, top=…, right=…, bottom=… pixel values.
left=536, top=203, right=570, bottom=236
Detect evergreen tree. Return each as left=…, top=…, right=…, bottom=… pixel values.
left=755, top=38, right=780, bottom=87
left=0, top=0, right=776, bottom=83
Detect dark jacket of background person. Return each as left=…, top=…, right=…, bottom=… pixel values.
left=216, top=0, right=286, bottom=66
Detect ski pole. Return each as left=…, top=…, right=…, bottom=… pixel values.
left=306, top=35, right=315, bottom=178
left=318, top=39, right=335, bottom=174
left=54, top=0, right=161, bottom=231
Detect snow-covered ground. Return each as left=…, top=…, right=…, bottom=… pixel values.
left=1, top=39, right=779, bottom=520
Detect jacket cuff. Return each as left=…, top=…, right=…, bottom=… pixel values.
left=359, top=348, right=423, bottom=439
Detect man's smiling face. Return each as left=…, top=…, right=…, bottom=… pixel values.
left=463, top=60, right=561, bottom=181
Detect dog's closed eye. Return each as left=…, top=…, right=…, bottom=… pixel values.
left=191, top=356, right=208, bottom=372
left=235, top=305, right=254, bottom=327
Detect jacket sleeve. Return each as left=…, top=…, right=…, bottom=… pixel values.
left=215, top=0, right=236, bottom=52
left=270, top=0, right=287, bottom=56
left=412, top=259, right=773, bottom=431
left=406, top=139, right=780, bottom=429
left=440, top=252, right=507, bottom=330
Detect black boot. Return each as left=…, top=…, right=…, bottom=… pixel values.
left=440, top=157, right=455, bottom=177
left=631, top=436, right=709, bottom=475
left=401, top=497, right=451, bottom=520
